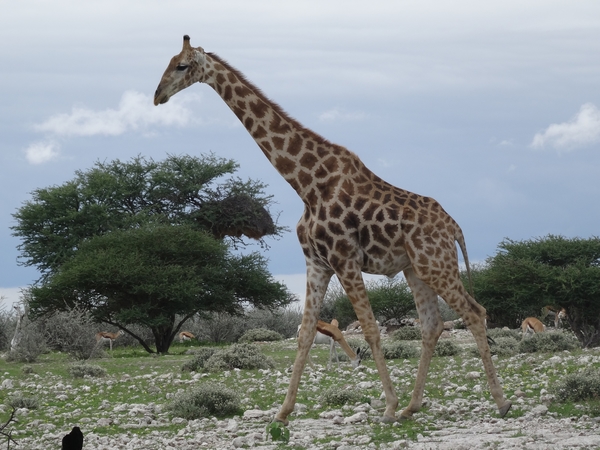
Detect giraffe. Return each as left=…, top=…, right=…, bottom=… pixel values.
left=154, top=35, right=512, bottom=423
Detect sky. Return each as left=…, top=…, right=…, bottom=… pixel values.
left=1, top=1, right=600, bottom=309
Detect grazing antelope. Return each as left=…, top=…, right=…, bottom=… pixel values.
left=298, top=319, right=361, bottom=370
left=521, top=317, right=545, bottom=340
left=95, top=330, right=124, bottom=351
left=179, top=331, right=195, bottom=343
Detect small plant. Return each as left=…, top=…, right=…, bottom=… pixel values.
left=238, top=328, right=283, bottom=343
left=68, top=362, right=107, bottom=378
left=391, top=327, right=422, bottom=341
left=489, top=337, right=519, bottom=357
left=266, top=422, right=290, bottom=443
left=553, top=369, right=600, bottom=402
left=165, top=382, right=240, bottom=419
left=8, top=394, right=39, bottom=410
left=181, top=348, right=218, bottom=372
left=21, top=365, right=34, bottom=374
left=322, top=385, right=363, bottom=406
left=204, top=343, right=275, bottom=372
left=382, top=340, right=420, bottom=359
left=518, top=331, right=579, bottom=354
left=434, top=340, right=460, bottom=357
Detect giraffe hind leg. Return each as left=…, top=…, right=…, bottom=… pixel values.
left=422, top=269, right=512, bottom=418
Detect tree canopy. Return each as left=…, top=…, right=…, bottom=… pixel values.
left=12, top=154, right=293, bottom=353
left=470, top=235, right=600, bottom=347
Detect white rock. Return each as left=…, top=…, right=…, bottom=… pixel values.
left=343, top=412, right=368, bottom=424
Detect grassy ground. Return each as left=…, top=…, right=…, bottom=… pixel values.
left=1, top=335, right=599, bottom=448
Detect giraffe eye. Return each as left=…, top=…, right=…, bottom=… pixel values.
left=176, top=64, right=189, bottom=71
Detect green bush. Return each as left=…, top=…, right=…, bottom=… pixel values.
left=382, top=340, right=420, bottom=359
left=8, top=394, right=39, bottom=410
left=204, top=343, right=275, bottom=371
left=182, top=348, right=219, bottom=372
left=553, top=369, right=600, bottom=402
left=238, top=328, right=283, bottom=343
left=434, top=340, right=460, bottom=357
left=487, top=328, right=521, bottom=341
left=68, top=363, right=107, bottom=378
left=322, top=386, right=363, bottom=406
left=489, top=337, right=519, bottom=357
left=390, top=327, right=422, bottom=341
left=518, top=332, right=579, bottom=354
left=165, top=382, right=240, bottom=419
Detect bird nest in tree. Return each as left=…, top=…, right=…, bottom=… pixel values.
left=196, top=194, right=276, bottom=240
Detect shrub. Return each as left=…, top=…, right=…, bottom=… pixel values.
left=489, top=337, right=519, bottom=357
left=245, top=306, right=303, bottom=339
left=165, top=383, right=240, bottom=419
left=193, top=312, right=247, bottom=344
left=487, top=328, right=521, bottom=341
left=69, top=363, right=107, bottom=378
left=382, top=340, right=420, bottom=359
left=553, top=369, right=600, bottom=402
left=6, top=317, right=46, bottom=363
left=322, top=386, right=363, bottom=406
left=204, top=343, right=275, bottom=372
left=518, top=332, right=579, bottom=354
left=434, top=340, right=460, bottom=357
left=8, top=394, right=39, bottom=410
left=391, top=327, right=422, bottom=341
left=182, top=348, right=219, bottom=372
left=42, top=308, right=99, bottom=359
left=238, top=328, right=283, bottom=343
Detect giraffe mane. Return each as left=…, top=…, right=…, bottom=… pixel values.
left=208, top=52, right=336, bottom=150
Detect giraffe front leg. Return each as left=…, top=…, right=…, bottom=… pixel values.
left=339, top=272, right=398, bottom=422
left=401, top=270, right=443, bottom=419
left=274, top=266, right=331, bottom=424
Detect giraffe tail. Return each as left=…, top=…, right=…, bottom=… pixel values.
left=455, top=228, right=474, bottom=297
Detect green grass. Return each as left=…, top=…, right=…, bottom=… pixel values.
left=1, top=338, right=600, bottom=447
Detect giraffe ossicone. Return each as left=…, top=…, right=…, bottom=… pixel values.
left=154, top=35, right=512, bottom=423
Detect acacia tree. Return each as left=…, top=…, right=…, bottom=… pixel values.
left=12, top=154, right=293, bottom=353
left=470, top=235, right=600, bottom=348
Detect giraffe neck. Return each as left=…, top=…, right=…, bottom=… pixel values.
left=204, top=53, right=358, bottom=202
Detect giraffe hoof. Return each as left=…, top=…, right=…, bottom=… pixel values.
left=272, top=416, right=289, bottom=426
left=380, top=414, right=397, bottom=424
left=498, top=401, right=512, bottom=418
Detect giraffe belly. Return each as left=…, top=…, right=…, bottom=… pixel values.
left=361, top=248, right=411, bottom=278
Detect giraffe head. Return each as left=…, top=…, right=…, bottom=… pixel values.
left=154, top=35, right=206, bottom=106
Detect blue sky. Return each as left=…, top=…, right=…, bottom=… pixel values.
left=1, top=1, right=599, bottom=307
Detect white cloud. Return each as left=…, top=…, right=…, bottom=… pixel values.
left=34, top=90, right=197, bottom=137
left=318, top=107, right=367, bottom=122
left=24, top=140, right=60, bottom=164
left=531, top=103, right=600, bottom=151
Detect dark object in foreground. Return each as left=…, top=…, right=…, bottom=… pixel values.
left=62, top=426, right=83, bottom=450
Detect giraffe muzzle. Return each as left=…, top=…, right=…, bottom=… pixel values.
left=154, top=87, right=168, bottom=106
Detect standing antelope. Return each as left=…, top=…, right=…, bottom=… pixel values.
left=95, top=330, right=124, bottom=351
left=521, top=317, right=545, bottom=340
left=541, top=306, right=567, bottom=328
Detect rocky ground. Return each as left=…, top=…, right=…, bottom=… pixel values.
left=2, top=329, right=600, bottom=449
